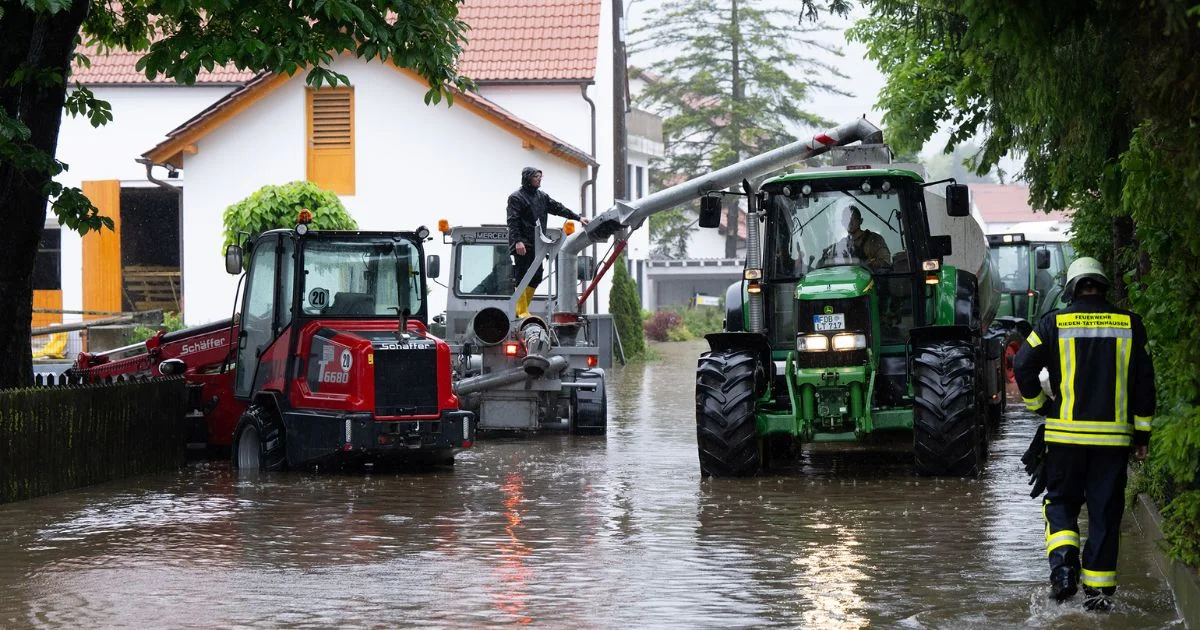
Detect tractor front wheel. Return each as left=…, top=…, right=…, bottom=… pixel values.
left=912, top=341, right=985, bottom=476
left=696, top=350, right=762, bottom=477
left=232, top=405, right=287, bottom=472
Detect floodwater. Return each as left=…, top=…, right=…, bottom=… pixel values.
left=0, top=340, right=1182, bottom=628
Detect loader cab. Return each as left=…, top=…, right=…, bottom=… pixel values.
left=445, top=225, right=560, bottom=342
left=760, top=170, right=936, bottom=352
left=231, top=228, right=432, bottom=399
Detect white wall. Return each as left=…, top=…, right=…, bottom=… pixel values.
left=477, top=84, right=592, bottom=153
left=178, top=57, right=589, bottom=325
left=53, top=85, right=235, bottom=320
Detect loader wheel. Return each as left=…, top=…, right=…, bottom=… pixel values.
left=570, top=369, right=608, bottom=435
left=232, top=405, right=287, bottom=472
left=912, top=341, right=984, bottom=476
left=696, top=350, right=762, bottom=477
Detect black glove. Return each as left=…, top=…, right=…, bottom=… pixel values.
left=1021, top=424, right=1047, bottom=499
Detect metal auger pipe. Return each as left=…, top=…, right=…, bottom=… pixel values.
left=556, top=118, right=883, bottom=312
left=453, top=355, right=569, bottom=397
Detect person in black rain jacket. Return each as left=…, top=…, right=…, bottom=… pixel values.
left=506, top=167, right=587, bottom=317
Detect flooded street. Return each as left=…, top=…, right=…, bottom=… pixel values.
left=0, top=340, right=1182, bottom=628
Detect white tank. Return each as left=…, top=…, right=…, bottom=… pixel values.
left=924, top=185, right=1000, bottom=327
left=999, top=220, right=1072, bottom=242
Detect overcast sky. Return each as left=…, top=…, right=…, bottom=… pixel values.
left=624, top=1, right=1023, bottom=176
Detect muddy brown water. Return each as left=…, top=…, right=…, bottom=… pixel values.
left=0, top=340, right=1182, bottom=628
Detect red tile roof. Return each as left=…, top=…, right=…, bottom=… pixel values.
left=458, top=0, right=600, bottom=82
left=72, top=1, right=601, bottom=86
left=969, top=184, right=1071, bottom=225
left=72, top=45, right=256, bottom=85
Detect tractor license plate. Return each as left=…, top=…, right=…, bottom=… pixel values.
left=813, top=313, right=845, bottom=332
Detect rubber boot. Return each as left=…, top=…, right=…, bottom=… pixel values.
left=1082, top=586, right=1115, bottom=612
left=516, top=287, right=535, bottom=319
left=1049, top=565, right=1078, bottom=602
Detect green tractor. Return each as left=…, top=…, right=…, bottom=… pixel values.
left=695, top=152, right=1013, bottom=477
left=986, top=225, right=1077, bottom=382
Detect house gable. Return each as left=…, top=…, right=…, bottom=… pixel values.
left=144, top=62, right=595, bottom=170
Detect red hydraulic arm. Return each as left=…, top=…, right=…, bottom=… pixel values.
left=577, top=238, right=628, bottom=309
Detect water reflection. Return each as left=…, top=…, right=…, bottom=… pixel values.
left=0, top=341, right=1182, bottom=628
left=490, top=472, right=533, bottom=624
left=793, top=524, right=869, bottom=628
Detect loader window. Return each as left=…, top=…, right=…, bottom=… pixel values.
left=455, top=243, right=519, bottom=297
left=300, top=238, right=423, bottom=317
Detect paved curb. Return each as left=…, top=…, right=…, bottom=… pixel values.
left=1133, top=493, right=1200, bottom=628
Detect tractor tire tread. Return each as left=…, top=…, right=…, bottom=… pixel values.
left=696, top=350, right=761, bottom=477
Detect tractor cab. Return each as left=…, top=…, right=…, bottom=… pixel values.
left=442, top=224, right=563, bottom=342
left=987, top=231, right=1075, bottom=322
left=759, top=169, right=942, bottom=356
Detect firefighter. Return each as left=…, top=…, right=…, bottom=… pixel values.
left=506, top=167, right=588, bottom=318
left=1013, top=256, right=1156, bottom=611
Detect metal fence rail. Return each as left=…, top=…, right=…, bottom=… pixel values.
left=0, top=378, right=187, bottom=504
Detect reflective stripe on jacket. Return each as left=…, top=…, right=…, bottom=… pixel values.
left=1012, top=295, right=1156, bottom=447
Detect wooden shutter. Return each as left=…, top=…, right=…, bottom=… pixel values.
left=306, top=87, right=355, bottom=195
left=81, top=180, right=122, bottom=320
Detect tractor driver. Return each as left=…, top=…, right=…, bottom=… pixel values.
left=832, top=205, right=891, bottom=272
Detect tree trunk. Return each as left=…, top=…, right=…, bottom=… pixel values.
left=0, top=3, right=90, bottom=389
left=1111, top=215, right=1135, bottom=305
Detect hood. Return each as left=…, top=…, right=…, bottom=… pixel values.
left=795, top=266, right=875, bottom=300
left=521, top=166, right=541, bottom=188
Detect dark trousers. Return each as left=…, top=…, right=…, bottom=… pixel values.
left=512, top=251, right=543, bottom=290
left=1043, top=445, right=1128, bottom=593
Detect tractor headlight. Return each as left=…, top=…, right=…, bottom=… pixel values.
left=831, top=332, right=867, bottom=351
left=797, top=334, right=829, bottom=352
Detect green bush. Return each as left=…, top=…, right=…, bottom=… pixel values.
left=609, top=254, right=645, bottom=359
left=1097, top=122, right=1200, bottom=568
left=680, top=304, right=724, bottom=336
left=222, top=181, right=357, bottom=252
left=129, top=311, right=186, bottom=344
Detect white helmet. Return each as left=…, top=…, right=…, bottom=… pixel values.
left=1064, top=256, right=1109, bottom=299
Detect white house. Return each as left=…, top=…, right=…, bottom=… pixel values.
left=41, top=0, right=667, bottom=344
left=142, top=58, right=596, bottom=324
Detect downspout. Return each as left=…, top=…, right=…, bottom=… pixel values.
left=136, top=157, right=181, bottom=196
left=579, top=83, right=599, bottom=314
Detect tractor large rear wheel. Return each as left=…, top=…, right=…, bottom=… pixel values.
left=912, top=341, right=984, bottom=476
left=232, top=405, right=287, bottom=472
left=696, top=350, right=762, bottom=477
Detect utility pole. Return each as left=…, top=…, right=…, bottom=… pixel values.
left=725, top=0, right=743, bottom=259
left=613, top=0, right=628, bottom=202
